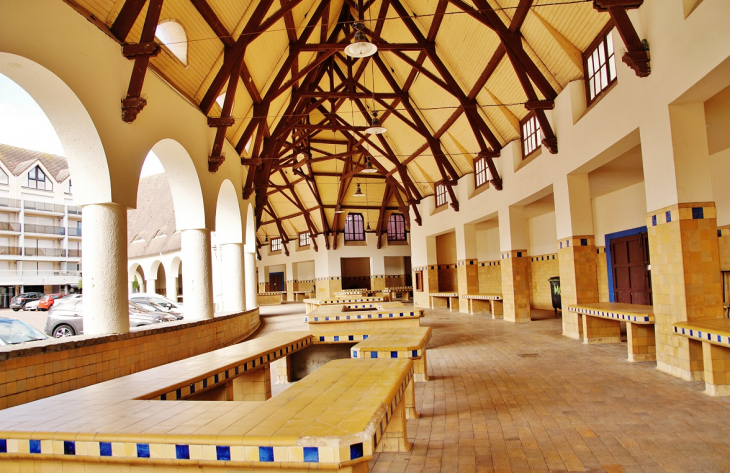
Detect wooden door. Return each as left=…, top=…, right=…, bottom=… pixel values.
left=270, top=272, right=285, bottom=292
left=611, top=233, right=652, bottom=305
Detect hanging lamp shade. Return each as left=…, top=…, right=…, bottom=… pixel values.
left=366, top=222, right=371, bottom=231
left=344, top=23, right=377, bottom=58
left=335, top=204, right=345, bottom=213
left=264, top=235, right=268, bottom=242
left=361, top=157, right=378, bottom=173
left=366, top=111, right=386, bottom=135
left=354, top=183, right=365, bottom=197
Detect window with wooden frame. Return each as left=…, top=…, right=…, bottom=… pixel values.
left=387, top=214, right=407, bottom=241
left=435, top=183, right=448, bottom=208
left=344, top=213, right=365, bottom=241
left=270, top=237, right=282, bottom=252
left=521, top=113, right=542, bottom=158
left=299, top=231, right=311, bottom=247
left=415, top=270, right=424, bottom=292
left=26, top=165, right=53, bottom=191
left=474, top=157, right=489, bottom=188
left=585, top=26, right=617, bottom=104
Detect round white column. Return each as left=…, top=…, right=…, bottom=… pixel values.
left=245, top=252, right=257, bottom=310
left=166, top=276, right=178, bottom=301
left=181, top=229, right=214, bottom=320
left=221, top=243, right=245, bottom=312
left=82, top=203, right=129, bottom=335
left=146, top=278, right=156, bottom=294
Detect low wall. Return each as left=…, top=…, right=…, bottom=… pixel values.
left=0, top=308, right=260, bottom=409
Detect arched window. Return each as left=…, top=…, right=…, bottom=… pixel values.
left=26, top=165, right=52, bottom=191
left=387, top=214, right=407, bottom=241
left=155, top=20, right=188, bottom=65
left=344, top=213, right=365, bottom=241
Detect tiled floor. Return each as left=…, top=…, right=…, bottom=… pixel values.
left=255, top=304, right=730, bottom=472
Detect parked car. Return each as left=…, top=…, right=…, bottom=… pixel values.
left=132, top=300, right=183, bottom=319
left=130, top=293, right=184, bottom=314
left=45, top=299, right=179, bottom=338
left=0, top=317, right=47, bottom=346
left=23, top=299, right=41, bottom=311
left=37, top=293, right=67, bottom=311
left=10, top=292, right=44, bottom=311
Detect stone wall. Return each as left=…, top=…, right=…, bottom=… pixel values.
left=478, top=261, right=502, bottom=294
left=530, top=254, right=559, bottom=311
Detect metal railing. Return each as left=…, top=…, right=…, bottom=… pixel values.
left=67, top=206, right=82, bottom=215
left=0, top=222, right=20, bottom=232
left=67, top=249, right=82, bottom=257
left=23, top=224, right=65, bottom=235
left=67, top=227, right=82, bottom=237
left=24, top=247, right=66, bottom=257
left=0, top=246, right=21, bottom=256
left=0, top=269, right=81, bottom=277
left=0, top=198, right=21, bottom=209
left=23, top=201, right=65, bottom=213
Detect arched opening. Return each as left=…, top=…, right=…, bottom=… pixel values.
left=169, top=256, right=182, bottom=301
left=148, top=260, right=165, bottom=296
left=214, top=180, right=244, bottom=312
left=155, top=20, right=188, bottom=65
left=129, top=263, right=146, bottom=294
left=244, top=203, right=257, bottom=310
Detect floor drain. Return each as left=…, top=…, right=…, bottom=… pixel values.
left=517, top=353, right=540, bottom=358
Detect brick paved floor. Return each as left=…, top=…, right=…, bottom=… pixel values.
left=256, top=305, right=730, bottom=472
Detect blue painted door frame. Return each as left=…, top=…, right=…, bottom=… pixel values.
left=604, top=226, right=648, bottom=303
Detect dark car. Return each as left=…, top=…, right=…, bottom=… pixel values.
left=44, top=299, right=179, bottom=338
left=0, top=317, right=47, bottom=346
left=10, top=292, right=44, bottom=311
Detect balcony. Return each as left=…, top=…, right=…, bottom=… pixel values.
left=0, top=269, right=81, bottom=285
left=23, top=200, right=65, bottom=213
left=0, top=222, right=21, bottom=232
left=0, top=198, right=21, bottom=210
left=0, top=246, right=21, bottom=256
left=67, top=206, right=82, bottom=215
left=24, top=247, right=66, bottom=257
left=24, top=224, right=65, bottom=236
left=67, top=227, right=82, bottom=237
left=67, top=249, right=82, bottom=257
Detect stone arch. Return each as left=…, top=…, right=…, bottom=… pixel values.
left=146, top=139, right=206, bottom=231
left=215, top=179, right=243, bottom=245
left=0, top=53, right=111, bottom=205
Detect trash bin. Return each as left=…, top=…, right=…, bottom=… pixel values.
left=549, top=277, right=561, bottom=314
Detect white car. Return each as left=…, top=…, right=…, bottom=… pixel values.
left=130, top=293, right=184, bottom=314
left=22, top=300, right=40, bottom=311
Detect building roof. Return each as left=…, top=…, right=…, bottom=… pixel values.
left=127, top=173, right=182, bottom=258
left=0, top=144, right=70, bottom=182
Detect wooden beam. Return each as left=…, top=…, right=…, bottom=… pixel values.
left=110, top=0, right=147, bottom=41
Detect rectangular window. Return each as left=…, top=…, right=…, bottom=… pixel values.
left=26, top=166, right=53, bottom=191
left=475, top=158, right=488, bottom=188
left=387, top=214, right=407, bottom=241
left=585, top=29, right=617, bottom=104
left=270, top=238, right=282, bottom=252
left=521, top=113, right=542, bottom=158
left=415, top=271, right=424, bottom=292
left=344, top=213, right=365, bottom=241
left=299, top=232, right=310, bottom=247
left=435, top=183, right=448, bottom=208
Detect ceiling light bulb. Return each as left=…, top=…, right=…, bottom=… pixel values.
left=361, top=157, right=378, bottom=174
left=335, top=204, right=345, bottom=213
left=354, top=183, right=364, bottom=197
left=344, top=25, right=377, bottom=58
left=366, top=112, right=386, bottom=135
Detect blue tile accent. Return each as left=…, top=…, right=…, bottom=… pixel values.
left=580, top=238, right=588, bottom=246
left=190, top=383, right=196, bottom=394
left=100, top=442, right=112, bottom=457
left=161, top=393, right=166, bottom=400
left=651, top=215, right=657, bottom=226
left=176, top=445, right=190, bottom=459
left=334, top=336, right=339, bottom=342
left=391, top=351, right=398, bottom=358
left=353, top=351, right=357, bottom=358
left=665, top=211, right=671, bottom=223
left=350, top=443, right=364, bottom=460
left=364, top=335, right=368, bottom=339
left=137, top=444, right=150, bottom=458
left=720, top=230, right=723, bottom=237
left=349, top=335, right=354, bottom=341
left=215, top=446, right=230, bottom=461
left=0, top=439, right=6, bottom=453
left=320, top=336, right=325, bottom=342
left=30, top=440, right=40, bottom=454
left=64, top=441, right=75, bottom=455
left=517, top=252, right=522, bottom=257
left=692, top=207, right=704, bottom=219
left=176, top=388, right=182, bottom=398
left=412, top=350, right=418, bottom=357
left=559, top=241, right=563, bottom=249
left=202, top=379, right=208, bottom=389
left=371, top=352, right=378, bottom=358
left=215, top=374, right=219, bottom=383
left=259, top=446, right=274, bottom=462
left=304, top=446, right=319, bottom=462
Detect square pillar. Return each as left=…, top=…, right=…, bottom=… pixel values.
left=228, top=365, right=271, bottom=401
left=456, top=224, right=479, bottom=313
left=558, top=236, right=600, bottom=339
left=501, top=250, right=531, bottom=323
left=627, top=323, right=656, bottom=362
left=702, top=343, right=730, bottom=396
left=273, top=356, right=293, bottom=384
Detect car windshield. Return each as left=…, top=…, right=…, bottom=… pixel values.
left=0, top=319, right=47, bottom=345
left=129, top=301, right=149, bottom=313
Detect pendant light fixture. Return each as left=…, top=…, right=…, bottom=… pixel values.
left=361, top=156, right=378, bottom=173
left=344, top=22, right=377, bottom=58
left=366, top=111, right=386, bottom=135
left=335, top=204, right=345, bottom=213
left=264, top=234, right=268, bottom=243
left=354, top=183, right=365, bottom=197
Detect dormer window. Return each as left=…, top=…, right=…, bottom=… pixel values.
left=270, top=237, right=282, bottom=252
left=387, top=214, right=407, bottom=241
left=435, top=183, right=448, bottom=208
left=344, top=213, right=365, bottom=241
left=26, top=165, right=52, bottom=191
left=64, top=179, right=72, bottom=195
left=155, top=20, right=188, bottom=65
left=585, top=28, right=617, bottom=104
left=474, top=157, right=489, bottom=188
left=521, top=113, right=542, bottom=158
left=299, top=232, right=311, bottom=247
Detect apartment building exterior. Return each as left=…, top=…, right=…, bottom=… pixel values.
left=0, top=144, right=82, bottom=307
